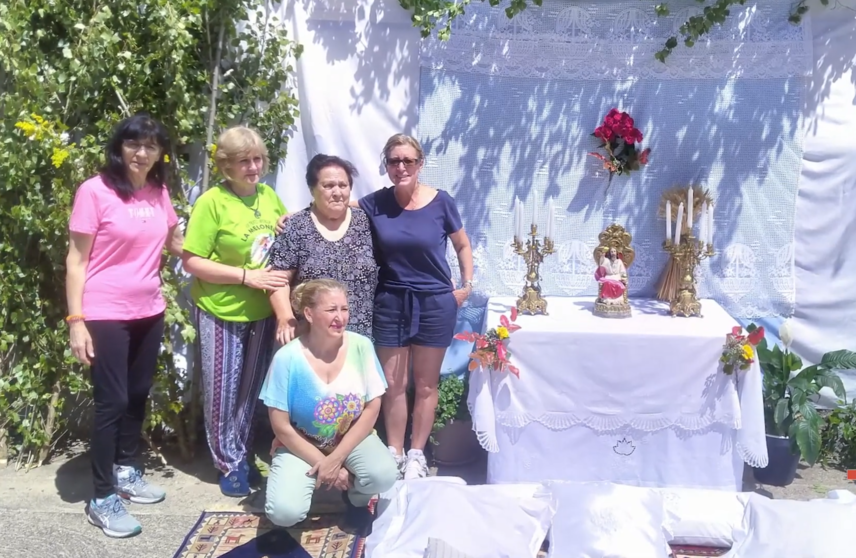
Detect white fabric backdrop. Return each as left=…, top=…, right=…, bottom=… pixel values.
left=274, top=0, right=856, bottom=386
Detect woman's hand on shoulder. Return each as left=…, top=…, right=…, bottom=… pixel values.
left=276, top=315, right=298, bottom=346
left=275, top=212, right=294, bottom=235
left=244, top=266, right=291, bottom=290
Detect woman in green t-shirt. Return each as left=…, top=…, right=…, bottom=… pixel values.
left=182, top=126, right=290, bottom=497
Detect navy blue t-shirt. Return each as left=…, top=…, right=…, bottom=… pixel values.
left=359, top=187, right=462, bottom=294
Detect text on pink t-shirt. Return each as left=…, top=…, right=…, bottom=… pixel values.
left=69, top=175, right=178, bottom=321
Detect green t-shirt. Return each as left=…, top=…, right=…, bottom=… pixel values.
left=183, top=183, right=287, bottom=322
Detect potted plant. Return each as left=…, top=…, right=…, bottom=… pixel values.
left=748, top=322, right=854, bottom=486
left=430, top=373, right=482, bottom=467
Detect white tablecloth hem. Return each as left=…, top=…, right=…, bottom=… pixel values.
left=737, top=441, right=770, bottom=468
left=493, top=411, right=742, bottom=433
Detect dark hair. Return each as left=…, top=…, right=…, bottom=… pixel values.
left=100, top=113, right=170, bottom=200
left=305, top=154, right=359, bottom=190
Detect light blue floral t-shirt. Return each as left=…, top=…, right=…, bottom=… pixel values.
left=259, top=332, right=387, bottom=449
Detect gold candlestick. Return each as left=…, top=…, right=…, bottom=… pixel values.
left=663, top=235, right=714, bottom=317
left=512, top=224, right=555, bottom=315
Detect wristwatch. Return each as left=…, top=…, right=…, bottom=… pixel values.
left=462, top=280, right=474, bottom=290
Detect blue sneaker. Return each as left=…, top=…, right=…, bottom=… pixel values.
left=86, top=494, right=142, bottom=538
left=219, top=468, right=250, bottom=497
left=115, top=465, right=166, bottom=504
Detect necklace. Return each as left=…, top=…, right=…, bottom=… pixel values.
left=227, top=184, right=261, bottom=218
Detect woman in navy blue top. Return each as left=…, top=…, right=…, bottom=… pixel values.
left=358, top=134, right=473, bottom=480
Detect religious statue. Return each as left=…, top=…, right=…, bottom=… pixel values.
left=593, top=224, right=635, bottom=318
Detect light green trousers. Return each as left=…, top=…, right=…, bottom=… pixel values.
left=265, top=432, right=398, bottom=527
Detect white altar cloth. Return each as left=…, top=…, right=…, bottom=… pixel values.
left=468, top=297, right=768, bottom=490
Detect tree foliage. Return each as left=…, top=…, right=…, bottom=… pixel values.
left=0, top=0, right=300, bottom=466
left=397, top=0, right=826, bottom=62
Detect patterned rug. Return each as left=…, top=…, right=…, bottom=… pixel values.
left=172, top=512, right=365, bottom=558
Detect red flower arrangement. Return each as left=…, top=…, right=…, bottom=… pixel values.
left=720, top=325, right=765, bottom=375
left=589, top=108, right=651, bottom=180
left=454, top=307, right=522, bottom=377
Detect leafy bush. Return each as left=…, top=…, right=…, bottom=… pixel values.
left=0, top=0, right=300, bottom=465
left=820, top=401, right=856, bottom=470
left=433, top=373, right=471, bottom=435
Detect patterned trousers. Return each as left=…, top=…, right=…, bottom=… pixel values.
left=194, top=307, right=276, bottom=474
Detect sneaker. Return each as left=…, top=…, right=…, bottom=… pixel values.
left=388, top=446, right=405, bottom=480
left=403, top=449, right=429, bottom=480
left=115, top=465, right=166, bottom=504
left=219, top=468, right=251, bottom=497
left=86, top=494, right=142, bottom=538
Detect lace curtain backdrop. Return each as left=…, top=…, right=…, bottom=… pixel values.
left=423, top=0, right=812, bottom=318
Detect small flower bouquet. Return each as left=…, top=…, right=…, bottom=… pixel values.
left=588, top=108, right=650, bottom=181
left=721, top=325, right=765, bottom=375
left=454, top=307, right=522, bottom=377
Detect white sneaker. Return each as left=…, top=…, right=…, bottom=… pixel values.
left=403, top=449, right=429, bottom=480
left=389, top=446, right=405, bottom=479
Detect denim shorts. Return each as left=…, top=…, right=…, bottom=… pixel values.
left=372, top=289, right=458, bottom=348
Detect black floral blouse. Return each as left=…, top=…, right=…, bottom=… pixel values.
left=268, top=207, right=378, bottom=340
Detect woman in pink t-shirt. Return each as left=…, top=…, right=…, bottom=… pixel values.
left=65, top=114, right=184, bottom=539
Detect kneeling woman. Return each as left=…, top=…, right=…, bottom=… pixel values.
left=261, top=279, right=398, bottom=532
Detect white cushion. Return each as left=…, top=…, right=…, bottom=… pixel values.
left=546, top=481, right=672, bottom=558
left=367, top=481, right=556, bottom=558
left=725, top=493, right=856, bottom=557
left=657, top=487, right=750, bottom=547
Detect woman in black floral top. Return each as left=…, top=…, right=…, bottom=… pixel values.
left=268, top=155, right=377, bottom=342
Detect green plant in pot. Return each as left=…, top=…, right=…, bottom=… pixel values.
left=749, top=322, right=854, bottom=486
left=430, top=373, right=481, bottom=467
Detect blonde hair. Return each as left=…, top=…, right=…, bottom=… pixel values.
left=292, top=278, right=348, bottom=316
left=214, top=126, right=270, bottom=181
left=382, top=133, right=424, bottom=161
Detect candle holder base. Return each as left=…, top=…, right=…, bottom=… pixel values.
left=669, top=289, right=702, bottom=318
left=517, top=286, right=548, bottom=316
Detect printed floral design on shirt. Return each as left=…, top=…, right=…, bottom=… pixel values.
left=250, top=232, right=274, bottom=266
left=312, top=393, right=364, bottom=445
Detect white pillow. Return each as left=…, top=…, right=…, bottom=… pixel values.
left=546, top=481, right=672, bottom=558
left=657, top=487, right=750, bottom=547
left=725, top=494, right=856, bottom=558
left=367, top=482, right=556, bottom=558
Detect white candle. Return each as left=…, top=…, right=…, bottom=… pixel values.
left=708, top=207, right=714, bottom=245
left=666, top=200, right=672, bottom=240
left=687, top=187, right=694, bottom=230
left=513, top=198, right=521, bottom=240
left=532, top=189, right=539, bottom=229
left=547, top=198, right=554, bottom=239
left=674, top=202, right=684, bottom=245
left=699, top=202, right=708, bottom=246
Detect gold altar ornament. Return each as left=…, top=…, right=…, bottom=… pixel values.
left=512, top=223, right=555, bottom=315
left=593, top=224, right=635, bottom=319
left=661, top=186, right=715, bottom=317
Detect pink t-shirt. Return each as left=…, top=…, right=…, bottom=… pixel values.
left=69, top=175, right=178, bottom=321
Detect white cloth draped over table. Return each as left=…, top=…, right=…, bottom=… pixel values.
left=468, top=297, right=768, bottom=490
